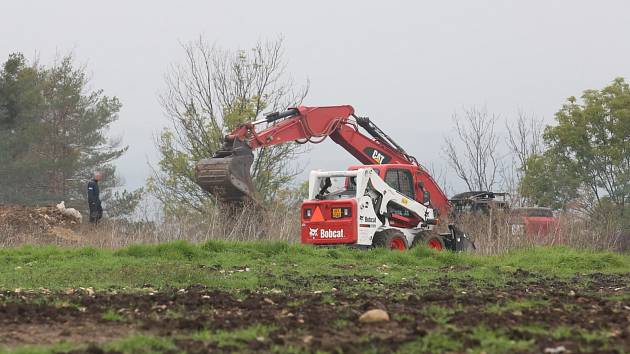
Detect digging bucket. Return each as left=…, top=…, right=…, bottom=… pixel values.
left=195, top=139, right=257, bottom=204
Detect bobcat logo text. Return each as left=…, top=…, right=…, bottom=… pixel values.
left=308, top=228, right=345, bottom=239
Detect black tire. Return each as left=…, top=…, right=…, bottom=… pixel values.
left=372, top=229, right=408, bottom=250
left=448, top=224, right=476, bottom=252
left=457, top=236, right=476, bottom=251
left=411, top=232, right=445, bottom=251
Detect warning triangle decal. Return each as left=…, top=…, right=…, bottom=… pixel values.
left=312, top=206, right=325, bottom=222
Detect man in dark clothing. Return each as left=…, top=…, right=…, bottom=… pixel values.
left=87, top=171, right=103, bottom=224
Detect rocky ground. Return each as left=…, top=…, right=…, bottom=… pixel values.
left=2, top=271, right=629, bottom=353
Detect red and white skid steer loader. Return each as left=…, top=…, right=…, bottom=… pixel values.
left=195, top=105, right=475, bottom=251
left=301, top=168, right=444, bottom=250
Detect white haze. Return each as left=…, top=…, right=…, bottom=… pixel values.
left=1, top=0, right=629, bottom=195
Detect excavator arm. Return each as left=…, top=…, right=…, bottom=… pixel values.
left=195, top=105, right=450, bottom=215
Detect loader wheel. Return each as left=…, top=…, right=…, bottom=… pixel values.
left=373, top=230, right=407, bottom=251
left=412, top=233, right=445, bottom=251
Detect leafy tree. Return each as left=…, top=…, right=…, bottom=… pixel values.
left=0, top=53, right=141, bottom=218
left=0, top=53, right=45, bottom=201
left=519, top=153, right=580, bottom=209
left=149, top=37, right=308, bottom=215
left=106, top=189, right=144, bottom=219
left=521, top=78, right=630, bottom=216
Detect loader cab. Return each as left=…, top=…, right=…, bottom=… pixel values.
left=348, top=164, right=426, bottom=203
left=348, top=164, right=426, bottom=228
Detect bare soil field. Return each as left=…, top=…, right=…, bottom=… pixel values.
left=2, top=270, right=630, bottom=353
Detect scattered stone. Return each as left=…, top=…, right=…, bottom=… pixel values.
left=544, top=345, right=566, bottom=353
left=359, top=309, right=390, bottom=323
left=263, top=297, right=275, bottom=305
left=152, top=304, right=167, bottom=311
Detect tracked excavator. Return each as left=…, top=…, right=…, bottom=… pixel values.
left=195, top=105, right=474, bottom=251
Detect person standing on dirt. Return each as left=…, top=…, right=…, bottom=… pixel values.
left=87, top=171, right=103, bottom=224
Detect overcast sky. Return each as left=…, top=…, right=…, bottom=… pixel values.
left=2, top=1, right=629, bottom=195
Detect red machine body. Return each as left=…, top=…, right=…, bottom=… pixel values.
left=300, top=199, right=358, bottom=245
left=220, top=105, right=451, bottom=217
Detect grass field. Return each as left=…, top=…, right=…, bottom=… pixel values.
left=1, top=242, right=630, bottom=353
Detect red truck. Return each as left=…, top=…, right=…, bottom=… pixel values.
left=449, top=192, right=560, bottom=243
left=510, top=207, right=560, bottom=243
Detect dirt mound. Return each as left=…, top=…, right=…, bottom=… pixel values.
left=0, top=205, right=79, bottom=232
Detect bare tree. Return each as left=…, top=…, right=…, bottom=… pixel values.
left=443, top=106, right=501, bottom=192
left=149, top=36, right=309, bottom=213
left=427, top=162, right=453, bottom=198
left=503, top=110, right=545, bottom=206
left=506, top=110, right=544, bottom=172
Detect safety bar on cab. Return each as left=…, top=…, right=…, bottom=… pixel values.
left=309, top=170, right=361, bottom=179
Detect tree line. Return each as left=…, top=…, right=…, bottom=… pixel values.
left=0, top=53, right=141, bottom=217
left=444, top=80, right=629, bottom=232
left=0, top=39, right=627, bottom=234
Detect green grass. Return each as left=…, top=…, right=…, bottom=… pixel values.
left=420, top=305, right=457, bottom=325
left=101, top=309, right=125, bottom=322
left=1, top=242, right=629, bottom=291
left=2, top=326, right=277, bottom=354
left=469, top=327, right=534, bottom=353
left=1, top=242, right=630, bottom=354
left=192, top=324, right=274, bottom=348
left=396, top=330, right=463, bottom=353
left=1, top=343, right=75, bottom=354
left=103, top=336, right=179, bottom=354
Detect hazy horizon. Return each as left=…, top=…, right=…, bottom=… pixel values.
left=2, top=0, right=629, bottom=196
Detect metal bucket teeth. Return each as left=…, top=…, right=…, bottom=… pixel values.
left=195, top=141, right=257, bottom=203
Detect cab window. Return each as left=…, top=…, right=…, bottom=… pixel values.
left=384, top=168, right=414, bottom=198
